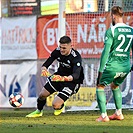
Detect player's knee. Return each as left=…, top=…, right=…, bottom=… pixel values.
left=38, top=94, right=45, bottom=100
left=110, top=82, right=118, bottom=89
left=38, top=92, right=47, bottom=100
left=39, top=87, right=50, bottom=99
left=97, top=84, right=105, bottom=89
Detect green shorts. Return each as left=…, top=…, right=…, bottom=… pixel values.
left=100, top=69, right=129, bottom=86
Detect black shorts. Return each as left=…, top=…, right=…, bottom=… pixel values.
left=44, top=77, right=80, bottom=101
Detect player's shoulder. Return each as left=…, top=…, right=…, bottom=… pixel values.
left=105, top=27, right=112, bottom=37
left=56, top=47, right=60, bottom=51
left=54, top=47, right=61, bottom=53
left=106, top=27, right=112, bottom=33
left=51, top=47, right=60, bottom=55
left=70, top=48, right=81, bottom=58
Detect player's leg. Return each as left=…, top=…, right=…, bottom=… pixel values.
left=26, top=78, right=56, bottom=118
left=96, top=85, right=110, bottom=122
left=52, top=96, right=66, bottom=116
left=26, top=87, right=51, bottom=118
left=96, top=70, right=115, bottom=122
left=108, top=73, right=128, bottom=121
left=53, top=83, right=80, bottom=116
left=109, top=82, right=124, bottom=120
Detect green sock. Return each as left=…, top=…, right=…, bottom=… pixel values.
left=96, top=89, right=106, bottom=113
left=112, top=87, right=122, bottom=109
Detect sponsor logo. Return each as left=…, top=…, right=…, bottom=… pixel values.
left=42, top=18, right=72, bottom=54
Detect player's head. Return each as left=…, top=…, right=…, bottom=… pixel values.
left=111, top=6, right=124, bottom=26
left=59, top=36, right=72, bottom=56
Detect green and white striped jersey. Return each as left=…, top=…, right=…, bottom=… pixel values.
left=99, top=23, right=133, bottom=72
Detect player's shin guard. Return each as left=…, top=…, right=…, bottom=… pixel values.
left=112, top=87, right=122, bottom=110
left=96, top=89, right=106, bottom=114
left=37, top=98, right=46, bottom=111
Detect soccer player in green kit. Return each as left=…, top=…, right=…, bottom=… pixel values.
left=96, top=6, right=133, bottom=122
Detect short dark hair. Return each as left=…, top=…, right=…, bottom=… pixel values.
left=111, top=6, right=124, bottom=17
left=59, top=36, right=71, bottom=44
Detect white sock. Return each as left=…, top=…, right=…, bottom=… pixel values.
left=101, top=112, right=107, bottom=118
left=115, top=109, right=122, bottom=115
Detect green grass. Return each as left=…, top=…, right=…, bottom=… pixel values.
left=0, top=109, right=133, bottom=133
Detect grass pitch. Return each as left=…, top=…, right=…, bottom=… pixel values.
left=0, top=109, right=133, bottom=133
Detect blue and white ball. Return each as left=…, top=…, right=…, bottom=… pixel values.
left=9, top=92, right=24, bottom=108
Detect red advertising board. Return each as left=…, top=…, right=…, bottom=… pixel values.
left=37, top=12, right=133, bottom=59
left=37, top=15, right=58, bottom=59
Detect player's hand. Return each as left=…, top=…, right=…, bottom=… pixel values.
left=41, top=67, right=51, bottom=77
left=51, top=75, right=69, bottom=82
left=96, top=72, right=102, bottom=86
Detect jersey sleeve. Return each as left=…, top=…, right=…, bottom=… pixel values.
left=99, top=28, right=113, bottom=72
left=42, top=49, right=58, bottom=68
left=71, top=53, right=82, bottom=80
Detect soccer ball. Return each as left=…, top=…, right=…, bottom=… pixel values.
left=9, top=92, right=24, bottom=108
